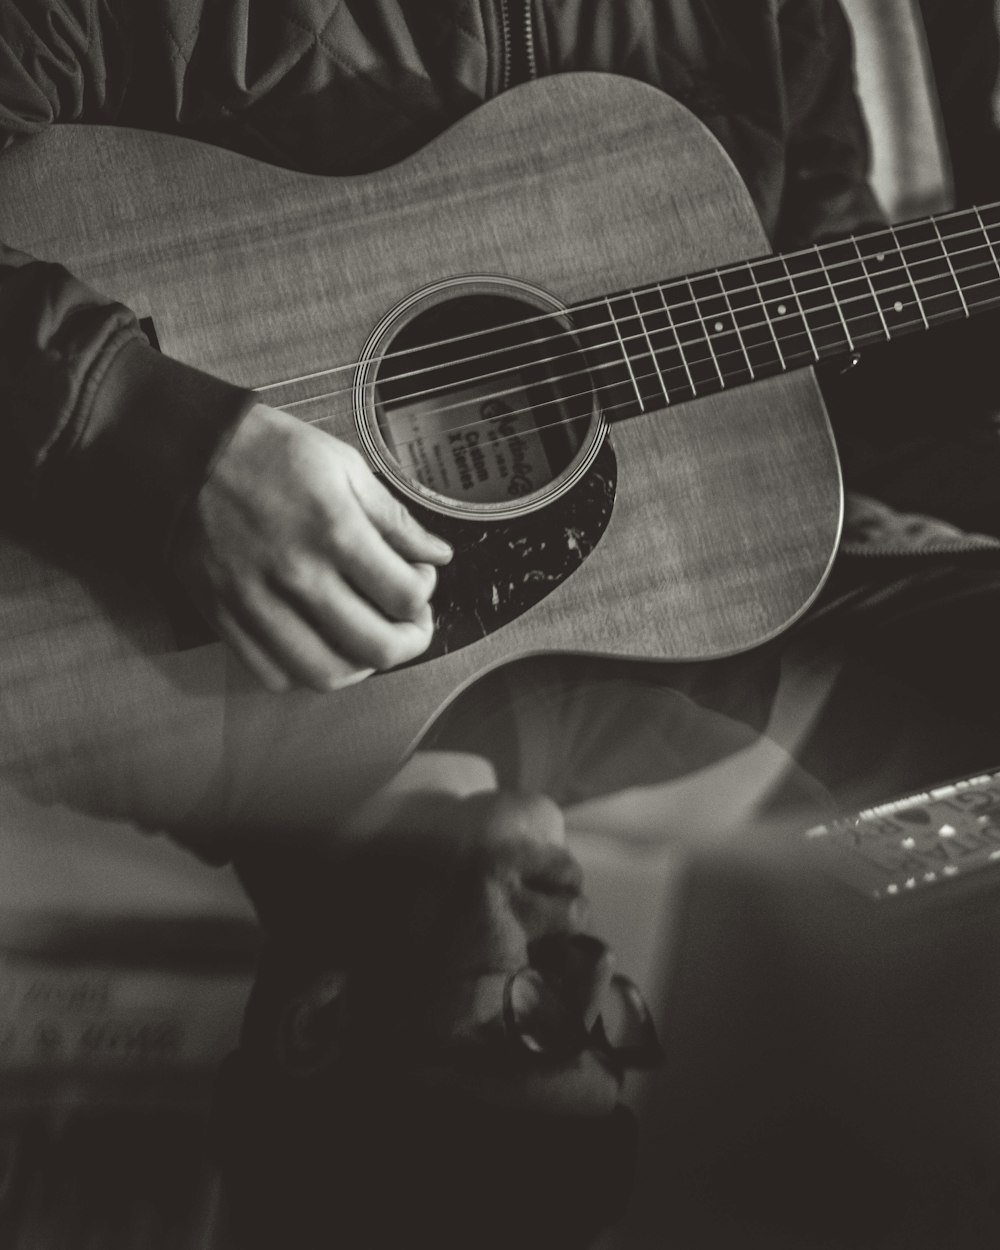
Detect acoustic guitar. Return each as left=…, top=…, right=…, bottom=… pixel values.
left=0, top=74, right=987, bottom=818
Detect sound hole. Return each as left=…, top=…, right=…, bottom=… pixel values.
left=373, top=293, right=595, bottom=509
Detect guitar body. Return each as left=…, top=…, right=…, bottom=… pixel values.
left=0, top=74, right=841, bottom=817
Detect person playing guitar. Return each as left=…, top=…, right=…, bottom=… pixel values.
left=5, top=3, right=1000, bottom=1241
left=2, top=0, right=998, bottom=828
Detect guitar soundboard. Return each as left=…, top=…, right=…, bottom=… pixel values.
left=805, top=770, right=1000, bottom=900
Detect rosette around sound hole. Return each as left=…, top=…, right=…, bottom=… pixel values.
left=372, top=289, right=599, bottom=515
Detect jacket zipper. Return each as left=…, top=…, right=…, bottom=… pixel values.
left=521, top=0, right=537, bottom=80
left=495, top=0, right=536, bottom=92
left=496, top=0, right=512, bottom=91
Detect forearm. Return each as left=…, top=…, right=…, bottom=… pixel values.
left=0, top=2, right=256, bottom=552
left=0, top=239, right=255, bottom=553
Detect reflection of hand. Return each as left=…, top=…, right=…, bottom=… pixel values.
left=223, top=792, right=634, bottom=1250
left=324, top=788, right=591, bottom=1009
left=169, top=403, right=452, bottom=691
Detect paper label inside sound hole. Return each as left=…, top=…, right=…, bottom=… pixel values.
left=381, top=371, right=553, bottom=503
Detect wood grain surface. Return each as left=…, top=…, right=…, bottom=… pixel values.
left=0, top=74, right=842, bottom=823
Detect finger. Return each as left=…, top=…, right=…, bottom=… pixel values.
left=224, top=585, right=377, bottom=692
left=349, top=470, right=453, bottom=566
left=276, top=563, right=436, bottom=672
left=321, top=514, right=441, bottom=624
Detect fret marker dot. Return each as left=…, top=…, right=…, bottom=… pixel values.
left=713, top=320, right=725, bottom=333
left=893, top=300, right=904, bottom=313
left=876, top=252, right=885, bottom=263
left=776, top=303, right=787, bottom=316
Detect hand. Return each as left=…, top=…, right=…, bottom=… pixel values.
left=169, top=403, right=453, bottom=691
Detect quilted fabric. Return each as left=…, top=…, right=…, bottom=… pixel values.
left=0, top=0, right=880, bottom=232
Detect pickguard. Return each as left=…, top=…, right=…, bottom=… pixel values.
left=409, top=439, right=617, bottom=659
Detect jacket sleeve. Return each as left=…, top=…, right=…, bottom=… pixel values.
left=0, top=0, right=253, bottom=554
left=918, top=0, right=1000, bottom=208
left=776, top=0, right=884, bottom=248
left=788, top=0, right=1000, bottom=535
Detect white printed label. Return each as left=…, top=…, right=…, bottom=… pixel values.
left=382, top=373, right=552, bottom=503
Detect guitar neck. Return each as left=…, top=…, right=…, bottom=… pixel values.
left=570, top=202, right=1000, bottom=421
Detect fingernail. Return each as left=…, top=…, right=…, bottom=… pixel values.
left=429, top=534, right=453, bottom=561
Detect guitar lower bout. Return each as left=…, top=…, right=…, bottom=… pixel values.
left=0, top=75, right=846, bottom=820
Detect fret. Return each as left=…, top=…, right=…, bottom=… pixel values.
left=687, top=272, right=754, bottom=386
left=782, top=248, right=851, bottom=355
left=850, top=229, right=922, bottom=340
left=975, top=207, right=1000, bottom=283
left=811, top=238, right=885, bottom=347
left=850, top=237, right=890, bottom=340
left=813, top=245, right=855, bottom=350
left=930, top=218, right=969, bottom=316
left=717, top=272, right=755, bottom=379
left=720, top=262, right=785, bottom=375
left=933, top=219, right=969, bottom=315
left=607, top=297, right=646, bottom=411
left=935, top=210, right=1000, bottom=316
left=634, top=285, right=698, bottom=402
left=684, top=277, right=726, bottom=388
left=568, top=296, right=645, bottom=422
left=751, top=257, right=816, bottom=367
left=890, top=217, right=968, bottom=324
left=630, top=291, right=670, bottom=405
left=604, top=292, right=666, bottom=413
left=889, top=223, right=928, bottom=329
left=655, top=277, right=725, bottom=394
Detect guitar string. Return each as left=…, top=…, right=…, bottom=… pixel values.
left=250, top=214, right=1000, bottom=404
left=282, top=233, right=995, bottom=431
left=276, top=249, right=1000, bottom=457
left=295, top=266, right=1000, bottom=459
left=269, top=230, right=1000, bottom=455
left=299, top=273, right=1000, bottom=466
left=254, top=211, right=999, bottom=395
left=373, top=279, right=1000, bottom=460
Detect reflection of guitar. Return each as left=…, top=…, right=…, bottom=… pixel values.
left=0, top=73, right=987, bottom=811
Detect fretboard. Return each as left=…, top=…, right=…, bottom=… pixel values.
left=570, top=202, right=1000, bottom=421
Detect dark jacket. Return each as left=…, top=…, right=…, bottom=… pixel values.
left=0, top=0, right=881, bottom=551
